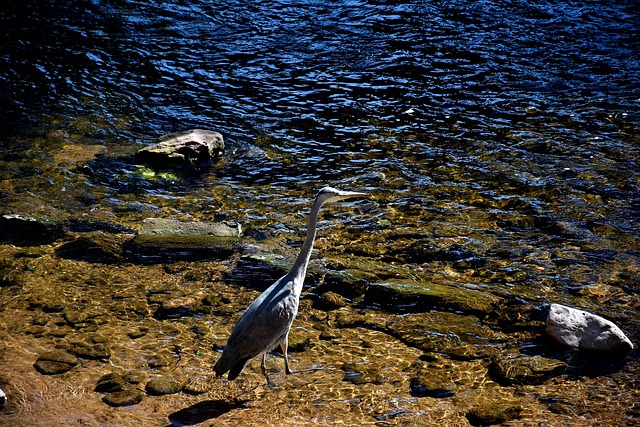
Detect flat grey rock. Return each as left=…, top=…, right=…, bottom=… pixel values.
left=135, top=218, right=241, bottom=248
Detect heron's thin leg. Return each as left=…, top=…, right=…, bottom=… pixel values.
left=279, top=338, right=294, bottom=375
left=260, top=353, right=270, bottom=384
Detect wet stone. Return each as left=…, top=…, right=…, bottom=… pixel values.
left=318, top=325, right=340, bottom=340
left=123, top=370, right=146, bottom=385
left=102, top=390, right=143, bottom=407
left=288, top=334, right=312, bottom=352
left=362, top=278, right=501, bottom=317
left=145, top=377, right=184, bottom=396
left=132, top=218, right=242, bottom=261
left=127, top=327, right=149, bottom=339
left=466, top=404, right=523, bottom=426
left=63, top=310, right=108, bottom=328
left=34, top=350, right=80, bottom=375
left=489, top=354, right=566, bottom=386
left=94, top=373, right=126, bottom=393
left=147, top=355, right=173, bottom=369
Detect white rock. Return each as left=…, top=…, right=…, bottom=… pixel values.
left=546, top=303, right=634, bottom=352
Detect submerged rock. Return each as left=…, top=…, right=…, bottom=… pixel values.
left=466, top=403, right=522, bottom=426
left=135, top=129, right=224, bottom=168
left=102, top=390, right=143, bottom=407
left=145, top=377, right=184, bottom=395
left=313, top=291, right=348, bottom=310
left=488, top=354, right=566, bottom=385
left=154, top=296, right=200, bottom=319
left=360, top=278, right=501, bottom=317
left=183, top=377, right=210, bottom=395
left=70, top=334, right=111, bottom=360
left=34, top=350, right=80, bottom=375
left=341, top=361, right=383, bottom=385
left=545, top=303, right=634, bottom=352
left=409, top=366, right=455, bottom=398
left=94, top=373, right=126, bottom=393
left=391, top=312, right=496, bottom=359
left=55, top=231, right=130, bottom=263
left=123, top=370, right=147, bottom=385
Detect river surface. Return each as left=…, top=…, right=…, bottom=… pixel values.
left=0, top=1, right=639, bottom=426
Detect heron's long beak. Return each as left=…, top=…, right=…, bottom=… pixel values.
left=332, top=190, right=368, bottom=201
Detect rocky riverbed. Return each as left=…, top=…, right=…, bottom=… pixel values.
left=0, top=204, right=638, bottom=426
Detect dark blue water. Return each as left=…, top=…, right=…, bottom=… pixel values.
left=2, top=1, right=638, bottom=146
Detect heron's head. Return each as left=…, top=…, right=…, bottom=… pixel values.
left=315, top=186, right=367, bottom=205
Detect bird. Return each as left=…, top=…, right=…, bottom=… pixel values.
left=213, top=186, right=367, bottom=383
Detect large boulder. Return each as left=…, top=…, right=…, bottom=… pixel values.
left=134, top=129, right=224, bottom=168
left=545, top=303, right=634, bottom=352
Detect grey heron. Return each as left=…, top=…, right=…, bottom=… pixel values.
left=213, top=186, right=367, bottom=383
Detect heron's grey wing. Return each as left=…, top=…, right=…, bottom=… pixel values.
left=213, top=276, right=297, bottom=377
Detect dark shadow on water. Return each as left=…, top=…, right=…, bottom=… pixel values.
left=167, top=399, right=248, bottom=427
left=521, top=337, right=634, bottom=378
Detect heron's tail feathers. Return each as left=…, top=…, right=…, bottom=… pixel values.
left=213, top=354, right=251, bottom=381
left=227, top=356, right=251, bottom=381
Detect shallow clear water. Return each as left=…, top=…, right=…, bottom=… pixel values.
left=0, top=1, right=639, bottom=425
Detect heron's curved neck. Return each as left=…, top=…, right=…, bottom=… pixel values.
left=290, top=199, right=324, bottom=294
